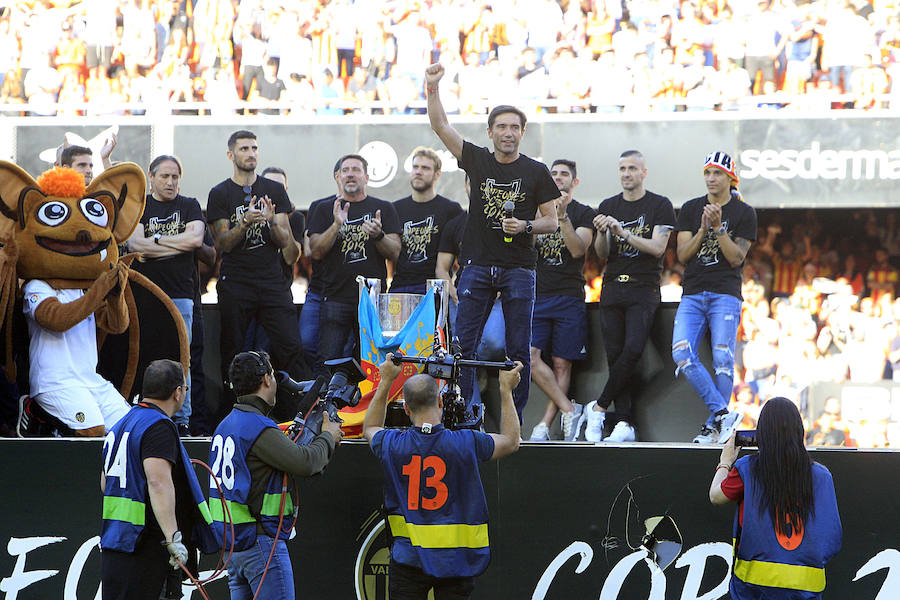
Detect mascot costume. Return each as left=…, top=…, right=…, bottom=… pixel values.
left=0, top=162, right=189, bottom=436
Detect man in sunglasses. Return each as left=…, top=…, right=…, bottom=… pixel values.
left=207, top=130, right=310, bottom=425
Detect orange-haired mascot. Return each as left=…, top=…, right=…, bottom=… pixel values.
left=0, top=162, right=188, bottom=437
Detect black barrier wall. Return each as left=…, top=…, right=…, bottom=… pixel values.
left=0, top=439, right=897, bottom=599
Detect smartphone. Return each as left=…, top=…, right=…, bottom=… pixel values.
left=735, top=430, right=757, bottom=447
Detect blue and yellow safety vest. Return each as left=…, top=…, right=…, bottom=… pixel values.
left=208, top=409, right=295, bottom=551
left=731, top=455, right=842, bottom=599
left=100, top=403, right=218, bottom=554
left=373, top=424, right=494, bottom=578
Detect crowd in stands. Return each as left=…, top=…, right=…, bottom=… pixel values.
left=2, top=0, right=900, bottom=115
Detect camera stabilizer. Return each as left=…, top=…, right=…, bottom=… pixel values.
left=391, top=339, right=515, bottom=430
left=276, top=357, right=367, bottom=446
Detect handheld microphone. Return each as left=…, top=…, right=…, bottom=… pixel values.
left=502, top=200, right=515, bottom=243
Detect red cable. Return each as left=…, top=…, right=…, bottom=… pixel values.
left=250, top=401, right=316, bottom=600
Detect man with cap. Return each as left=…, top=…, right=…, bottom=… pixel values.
left=672, top=151, right=757, bottom=444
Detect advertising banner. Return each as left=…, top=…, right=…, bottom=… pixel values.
left=1, top=440, right=898, bottom=599
left=11, top=115, right=900, bottom=210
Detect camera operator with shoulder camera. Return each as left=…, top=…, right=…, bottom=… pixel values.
left=209, top=351, right=343, bottom=600
left=709, top=397, right=842, bottom=599
left=363, top=353, right=523, bottom=599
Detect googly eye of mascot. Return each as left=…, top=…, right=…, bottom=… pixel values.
left=0, top=161, right=189, bottom=437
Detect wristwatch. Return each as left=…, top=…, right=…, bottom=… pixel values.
left=715, top=224, right=727, bottom=237
left=525, top=220, right=533, bottom=234
left=153, top=233, right=162, bottom=244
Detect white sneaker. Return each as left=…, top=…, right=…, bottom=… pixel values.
left=584, top=401, right=606, bottom=442
left=529, top=422, right=550, bottom=441
left=561, top=403, right=583, bottom=442
left=692, top=425, right=718, bottom=444
left=604, top=421, right=636, bottom=442
left=715, top=410, right=743, bottom=443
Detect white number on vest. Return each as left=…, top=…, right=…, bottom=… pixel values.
left=102, top=431, right=130, bottom=489
left=210, top=434, right=237, bottom=490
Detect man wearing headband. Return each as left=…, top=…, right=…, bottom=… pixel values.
left=672, top=151, right=757, bottom=444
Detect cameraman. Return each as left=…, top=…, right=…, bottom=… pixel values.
left=209, top=351, right=343, bottom=599
left=363, top=354, right=523, bottom=599
left=710, top=397, right=842, bottom=599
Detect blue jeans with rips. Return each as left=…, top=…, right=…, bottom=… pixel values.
left=671, top=291, right=742, bottom=426
left=455, top=265, right=535, bottom=421
left=227, top=535, right=294, bottom=600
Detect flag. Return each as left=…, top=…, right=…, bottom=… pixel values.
left=336, top=288, right=436, bottom=437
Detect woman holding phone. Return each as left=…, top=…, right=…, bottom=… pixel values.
left=710, top=397, right=843, bottom=599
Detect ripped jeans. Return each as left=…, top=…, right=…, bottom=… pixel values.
left=671, top=292, right=742, bottom=425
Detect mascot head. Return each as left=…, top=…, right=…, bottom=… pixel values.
left=0, top=161, right=144, bottom=281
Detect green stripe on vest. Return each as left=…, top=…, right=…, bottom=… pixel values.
left=102, top=496, right=146, bottom=526
left=210, top=499, right=255, bottom=524
left=261, top=492, right=294, bottom=517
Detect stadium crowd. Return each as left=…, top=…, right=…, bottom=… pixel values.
left=2, top=0, right=900, bottom=115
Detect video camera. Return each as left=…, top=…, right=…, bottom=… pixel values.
left=390, top=342, right=516, bottom=430
left=276, top=357, right=366, bottom=446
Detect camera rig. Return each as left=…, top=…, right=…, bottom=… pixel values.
left=276, top=357, right=367, bottom=446
left=391, top=339, right=516, bottom=430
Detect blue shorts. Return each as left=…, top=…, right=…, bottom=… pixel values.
left=530, top=295, right=587, bottom=361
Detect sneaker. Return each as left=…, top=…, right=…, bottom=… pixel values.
left=16, top=395, right=36, bottom=437
left=715, top=410, right=743, bottom=443
left=561, top=403, right=584, bottom=442
left=529, top=422, right=550, bottom=441
left=604, top=421, right=636, bottom=442
left=584, top=401, right=606, bottom=442
left=692, top=425, right=718, bottom=444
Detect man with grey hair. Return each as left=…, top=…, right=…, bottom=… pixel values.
left=127, top=155, right=205, bottom=435
left=364, top=354, right=523, bottom=598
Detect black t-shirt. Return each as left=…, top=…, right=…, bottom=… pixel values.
left=139, top=406, right=192, bottom=544
left=535, top=199, right=595, bottom=298
left=278, top=209, right=305, bottom=282
left=459, top=141, right=559, bottom=269
left=207, top=176, right=292, bottom=288
left=438, top=210, right=468, bottom=287
left=304, top=196, right=336, bottom=297
left=596, top=191, right=676, bottom=289
left=306, top=195, right=401, bottom=303
left=392, top=194, right=463, bottom=289
left=133, top=194, right=204, bottom=299
left=676, top=195, right=757, bottom=299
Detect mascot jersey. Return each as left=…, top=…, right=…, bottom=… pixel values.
left=24, top=282, right=104, bottom=395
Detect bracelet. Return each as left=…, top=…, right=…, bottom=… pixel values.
left=716, top=462, right=732, bottom=472
left=558, top=214, right=569, bottom=222
left=373, top=230, right=385, bottom=241
left=427, top=86, right=438, bottom=93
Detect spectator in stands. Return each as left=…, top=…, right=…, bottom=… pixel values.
left=867, top=248, right=898, bottom=303
left=819, top=0, right=872, bottom=93
left=849, top=54, right=890, bottom=109
left=315, top=68, right=344, bottom=115
left=254, top=58, right=286, bottom=115
left=346, top=67, right=377, bottom=113
left=127, top=155, right=205, bottom=436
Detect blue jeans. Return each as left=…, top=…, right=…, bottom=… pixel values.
left=227, top=535, right=294, bottom=600
left=299, top=291, right=322, bottom=365
left=315, top=299, right=357, bottom=379
left=452, top=298, right=506, bottom=407
left=672, top=292, right=742, bottom=425
left=455, top=266, right=534, bottom=420
left=171, top=297, right=193, bottom=426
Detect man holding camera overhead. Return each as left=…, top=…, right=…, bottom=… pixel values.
left=209, top=350, right=342, bottom=600
left=208, top=130, right=309, bottom=424
left=364, top=354, right=522, bottom=599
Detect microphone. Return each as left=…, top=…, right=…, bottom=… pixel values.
left=502, top=200, right=515, bottom=243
